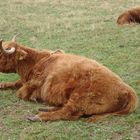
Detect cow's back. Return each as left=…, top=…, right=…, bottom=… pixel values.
left=40, top=54, right=126, bottom=106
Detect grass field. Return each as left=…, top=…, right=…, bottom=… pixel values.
left=0, top=0, right=140, bottom=139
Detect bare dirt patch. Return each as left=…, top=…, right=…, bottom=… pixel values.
left=0, top=121, right=4, bottom=130
left=131, top=124, right=140, bottom=140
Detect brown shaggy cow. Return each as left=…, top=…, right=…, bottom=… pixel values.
left=0, top=38, right=138, bottom=122
left=117, top=7, right=140, bottom=25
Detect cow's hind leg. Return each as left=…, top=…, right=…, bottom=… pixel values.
left=28, top=100, right=82, bottom=122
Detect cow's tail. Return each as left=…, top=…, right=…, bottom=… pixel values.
left=86, top=88, right=138, bottom=122
left=113, top=88, right=138, bottom=115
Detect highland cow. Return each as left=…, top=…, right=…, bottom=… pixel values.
left=0, top=38, right=138, bottom=122
left=117, top=7, right=140, bottom=25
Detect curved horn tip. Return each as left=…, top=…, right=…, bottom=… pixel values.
left=9, top=47, right=16, bottom=53
left=12, top=36, right=16, bottom=42
left=12, top=34, right=20, bottom=42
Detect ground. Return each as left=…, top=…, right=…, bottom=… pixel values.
left=0, top=0, right=140, bottom=140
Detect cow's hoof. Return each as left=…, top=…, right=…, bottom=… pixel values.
left=27, top=115, right=42, bottom=122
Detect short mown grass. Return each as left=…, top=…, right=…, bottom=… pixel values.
left=0, top=0, right=140, bottom=139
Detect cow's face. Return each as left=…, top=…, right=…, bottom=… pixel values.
left=0, top=39, right=27, bottom=73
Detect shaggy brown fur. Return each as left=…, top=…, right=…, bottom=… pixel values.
left=0, top=39, right=138, bottom=122
left=117, top=7, right=140, bottom=25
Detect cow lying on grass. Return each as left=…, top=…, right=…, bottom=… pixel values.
left=0, top=38, right=138, bottom=122
left=117, top=7, right=140, bottom=25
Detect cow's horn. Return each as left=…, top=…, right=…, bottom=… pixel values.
left=12, top=34, right=20, bottom=42
left=0, top=39, right=15, bottom=54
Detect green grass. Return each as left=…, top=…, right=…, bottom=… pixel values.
left=0, top=0, right=140, bottom=139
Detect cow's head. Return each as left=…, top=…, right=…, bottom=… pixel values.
left=0, top=36, right=28, bottom=73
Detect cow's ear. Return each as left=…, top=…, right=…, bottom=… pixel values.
left=16, top=49, right=28, bottom=60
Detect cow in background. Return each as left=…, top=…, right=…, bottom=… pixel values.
left=0, top=38, right=138, bottom=122
left=117, top=7, right=140, bottom=25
